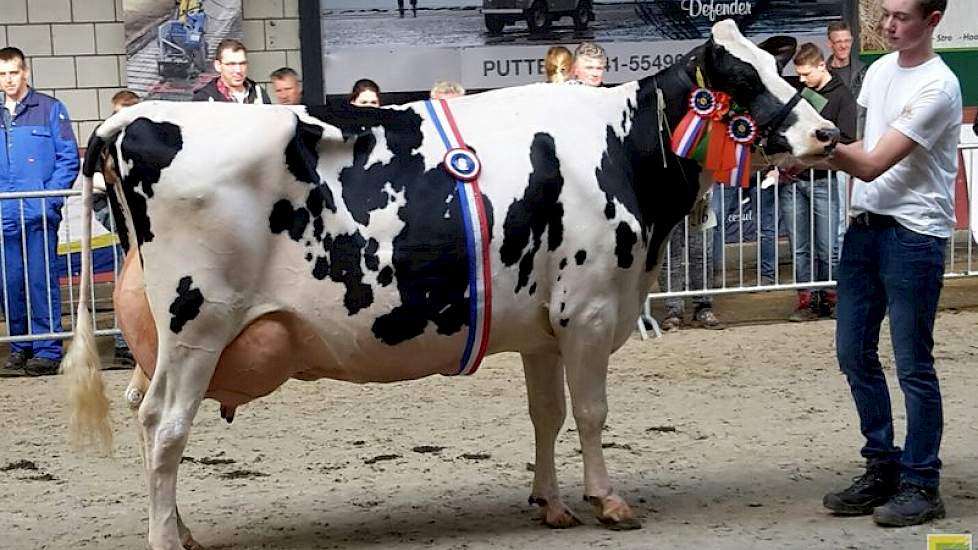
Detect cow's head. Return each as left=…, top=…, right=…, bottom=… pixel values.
left=694, top=20, right=839, bottom=162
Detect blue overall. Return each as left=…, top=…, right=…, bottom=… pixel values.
left=0, top=89, right=79, bottom=360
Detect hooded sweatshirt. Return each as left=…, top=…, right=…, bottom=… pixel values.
left=811, top=75, right=857, bottom=180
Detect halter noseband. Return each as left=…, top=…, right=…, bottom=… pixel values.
left=756, top=89, right=804, bottom=145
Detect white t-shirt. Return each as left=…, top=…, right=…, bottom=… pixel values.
left=851, top=52, right=962, bottom=238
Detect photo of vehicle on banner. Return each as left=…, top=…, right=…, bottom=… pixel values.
left=321, top=0, right=845, bottom=95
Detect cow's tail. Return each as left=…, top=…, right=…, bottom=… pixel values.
left=62, top=130, right=114, bottom=454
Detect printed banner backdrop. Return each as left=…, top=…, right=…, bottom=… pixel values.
left=125, top=0, right=244, bottom=100
left=322, top=0, right=846, bottom=95
left=860, top=0, right=978, bottom=52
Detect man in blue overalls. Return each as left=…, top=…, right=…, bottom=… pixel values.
left=0, top=47, right=79, bottom=377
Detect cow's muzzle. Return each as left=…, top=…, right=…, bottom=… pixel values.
left=814, top=126, right=840, bottom=155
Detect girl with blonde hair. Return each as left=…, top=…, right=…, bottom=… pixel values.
left=544, top=46, right=573, bottom=83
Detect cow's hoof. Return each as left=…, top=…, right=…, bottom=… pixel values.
left=145, top=542, right=192, bottom=550
left=587, top=494, right=642, bottom=530
left=182, top=532, right=205, bottom=550
left=182, top=539, right=205, bottom=550
left=530, top=496, right=582, bottom=529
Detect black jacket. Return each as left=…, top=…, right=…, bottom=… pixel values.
left=813, top=76, right=857, bottom=180
left=192, top=77, right=270, bottom=104
left=829, top=57, right=867, bottom=99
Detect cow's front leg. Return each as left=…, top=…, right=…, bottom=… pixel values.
left=140, top=347, right=219, bottom=550
left=560, top=321, right=641, bottom=530
left=522, top=352, right=581, bottom=528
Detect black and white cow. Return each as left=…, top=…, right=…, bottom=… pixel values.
left=65, top=20, right=837, bottom=550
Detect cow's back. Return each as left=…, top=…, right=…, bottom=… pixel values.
left=110, top=89, right=655, bottom=391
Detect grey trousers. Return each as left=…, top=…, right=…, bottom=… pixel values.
left=657, top=221, right=714, bottom=315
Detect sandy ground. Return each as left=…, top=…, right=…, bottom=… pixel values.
left=1, top=309, right=977, bottom=550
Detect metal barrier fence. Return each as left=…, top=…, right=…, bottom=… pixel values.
left=0, top=188, right=124, bottom=345
left=0, top=145, right=976, bottom=346
left=639, top=143, right=978, bottom=338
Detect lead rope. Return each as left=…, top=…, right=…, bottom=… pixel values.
left=656, top=84, right=669, bottom=169
left=655, top=80, right=693, bottom=188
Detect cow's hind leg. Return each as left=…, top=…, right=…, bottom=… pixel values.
left=560, top=322, right=640, bottom=530
left=126, top=367, right=149, bottom=463
left=139, top=346, right=221, bottom=550
left=522, top=352, right=580, bottom=528
left=126, top=367, right=204, bottom=550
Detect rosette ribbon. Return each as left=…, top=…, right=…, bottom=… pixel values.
left=719, top=114, right=758, bottom=188
left=670, top=86, right=758, bottom=189
left=671, top=88, right=717, bottom=158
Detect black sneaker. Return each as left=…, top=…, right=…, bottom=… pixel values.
left=1, top=350, right=31, bottom=377
left=24, top=357, right=61, bottom=377
left=823, top=462, right=899, bottom=515
left=873, top=482, right=946, bottom=527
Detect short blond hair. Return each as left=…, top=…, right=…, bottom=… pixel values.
left=573, top=42, right=607, bottom=64
left=430, top=80, right=466, bottom=99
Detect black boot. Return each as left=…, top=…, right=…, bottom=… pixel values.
left=823, top=462, right=899, bottom=515
left=0, top=350, right=31, bottom=377
left=873, top=482, right=945, bottom=526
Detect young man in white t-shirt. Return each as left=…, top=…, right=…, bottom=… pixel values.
left=820, top=0, right=961, bottom=527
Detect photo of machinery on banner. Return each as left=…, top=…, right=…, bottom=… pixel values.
left=321, top=0, right=846, bottom=95
left=125, top=0, right=244, bottom=99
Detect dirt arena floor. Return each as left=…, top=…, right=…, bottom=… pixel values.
left=2, top=288, right=977, bottom=549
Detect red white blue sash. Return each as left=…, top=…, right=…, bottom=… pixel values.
left=424, top=99, right=492, bottom=376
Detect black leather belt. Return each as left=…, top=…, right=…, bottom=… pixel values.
left=850, top=212, right=899, bottom=228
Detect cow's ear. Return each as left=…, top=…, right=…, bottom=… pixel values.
left=757, top=36, right=797, bottom=73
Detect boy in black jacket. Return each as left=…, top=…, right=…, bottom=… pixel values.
left=783, top=42, right=857, bottom=320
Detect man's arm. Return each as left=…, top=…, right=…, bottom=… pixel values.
left=827, top=128, right=917, bottom=182
left=830, top=85, right=955, bottom=181
left=47, top=101, right=80, bottom=190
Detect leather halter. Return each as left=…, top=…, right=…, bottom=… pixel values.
left=675, top=63, right=803, bottom=148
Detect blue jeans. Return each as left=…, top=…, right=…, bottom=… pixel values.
left=835, top=221, right=946, bottom=488
left=779, top=178, right=841, bottom=284
left=2, top=219, right=63, bottom=360
left=757, top=185, right=779, bottom=283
